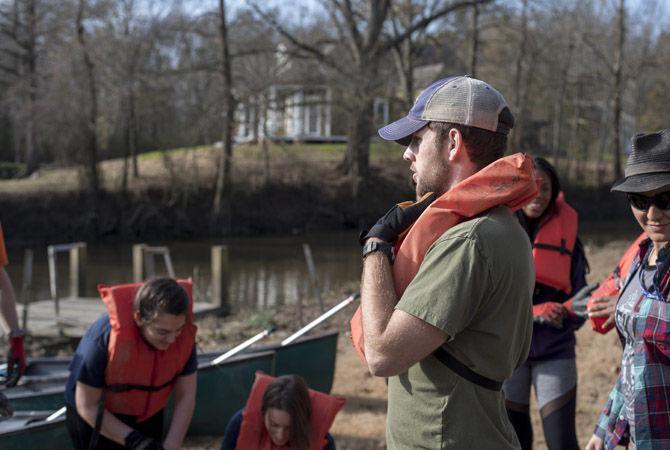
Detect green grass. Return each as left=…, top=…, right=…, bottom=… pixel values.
left=133, top=140, right=401, bottom=164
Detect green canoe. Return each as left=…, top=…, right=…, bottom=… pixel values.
left=0, top=412, right=70, bottom=450
left=1, top=331, right=340, bottom=445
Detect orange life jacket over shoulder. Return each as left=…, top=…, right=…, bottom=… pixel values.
left=531, top=193, right=578, bottom=294
left=100, top=278, right=197, bottom=422
left=350, top=153, right=539, bottom=364
left=236, top=371, right=345, bottom=450
left=587, top=233, right=646, bottom=334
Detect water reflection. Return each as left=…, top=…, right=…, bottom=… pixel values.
left=4, top=231, right=362, bottom=313
left=4, top=221, right=639, bottom=313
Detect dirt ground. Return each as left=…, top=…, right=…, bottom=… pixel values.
left=179, top=237, right=631, bottom=450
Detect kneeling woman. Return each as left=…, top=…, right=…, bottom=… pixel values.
left=65, top=278, right=197, bottom=450
left=221, top=373, right=344, bottom=450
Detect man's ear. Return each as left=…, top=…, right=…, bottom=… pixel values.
left=133, top=310, right=143, bottom=326
left=447, top=128, right=465, bottom=162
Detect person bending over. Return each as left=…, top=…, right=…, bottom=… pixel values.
left=65, top=278, right=197, bottom=450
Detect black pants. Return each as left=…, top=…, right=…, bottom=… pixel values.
left=65, top=405, right=163, bottom=450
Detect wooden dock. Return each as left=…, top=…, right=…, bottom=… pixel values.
left=5, top=298, right=225, bottom=338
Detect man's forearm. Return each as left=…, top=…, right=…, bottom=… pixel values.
left=360, top=250, right=398, bottom=365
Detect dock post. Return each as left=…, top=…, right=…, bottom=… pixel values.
left=303, top=243, right=324, bottom=312
left=133, top=244, right=146, bottom=282
left=69, top=243, right=87, bottom=298
left=211, top=245, right=229, bottom=312
left=20, top=249, right=33, bottom=331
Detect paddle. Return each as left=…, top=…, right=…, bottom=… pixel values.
left=211, top=327, right=276, bottom=365
left=281, top=292, right=359, bottom=346
left=46, top=406, right=66, bottom=422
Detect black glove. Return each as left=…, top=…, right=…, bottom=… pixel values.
left=124, top=430, right=165, bottom=450
left=360, top=192, right=436, bottom=245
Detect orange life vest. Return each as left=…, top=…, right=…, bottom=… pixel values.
left=236, top=371, right=345, bottom=450
left=350, top=153, right=539, bottom=364
left=100, top=279, right=197, bottom=422
left=587, top=233, right=646, bottom=334
left=531, top=193, right=578, bottom=294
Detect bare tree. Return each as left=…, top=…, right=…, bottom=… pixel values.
left=469, top=2, right=479, bottom=77
left=212, top=0, right=236, bottom=233
left=611, top=0, right=625, bottom=181
left=75, top=0, right=100, bottom=198
left=0, top=0, right=40, bottom=172
left=251, top=0, right=492, bottom=197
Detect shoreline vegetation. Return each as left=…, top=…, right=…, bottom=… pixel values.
left=0, top=142, right=635, bottom=247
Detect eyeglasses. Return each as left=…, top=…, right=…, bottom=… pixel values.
left=626, top=192, right=670, bottom=211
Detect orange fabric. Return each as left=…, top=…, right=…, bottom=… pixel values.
left=587, top=233, right=646, bottom=334
left=532, top=193, right=578, bottom=293
left=236, top=371, right=345, bottom=450
left=350, top=153, right=539, bottom=364
left=101, top=278, right=197, bottom=422
left=0, top=223, right=8, bottom=267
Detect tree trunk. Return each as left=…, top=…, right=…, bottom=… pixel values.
left=611, top=0, right=625, bottom=182
left=212, top=0, right=235, bottom=234
left=76, top=0, right=100, bottom=200
left=513, top=0, right=528, bottom=150
left=24, top=0, right=38, bottom=173
left=469, top=3, right=479, bottom=78
left=345, top=92, right=374, bottom=198
left=552, top=39, right=574, bottom=166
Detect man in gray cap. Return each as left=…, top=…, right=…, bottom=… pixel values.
left=358, top=76, right=536, bottom=448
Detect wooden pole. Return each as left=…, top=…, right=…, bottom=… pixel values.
left=69, top=243, right=87, bottom=298
left=211, top=245, right=229, bottom=311
left=132, top=244, right=146, bottom=282
left=302, top=243, right=324, bottom=312
left=20, top=249, right=33, bottom=331
left=47, top=246, right=58, bottom=317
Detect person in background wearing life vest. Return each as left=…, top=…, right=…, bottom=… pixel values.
left=220, top=373, right=343, bottom=450
left=0, top=223, right=26, bottom=388
left=585, top=130, right=670, bottom=450
left=64, top=278, right=197, bottom=450
left=502, top=156, right=596, bottom=450
left=357, top=76, right=539, bottom=449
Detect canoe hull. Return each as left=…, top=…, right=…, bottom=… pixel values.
left=2, top=331, right=340, bottom=441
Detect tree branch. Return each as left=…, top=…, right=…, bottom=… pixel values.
left=246, top=0, right=344, bottom=75
left=379, top=0, right=493, bottom=56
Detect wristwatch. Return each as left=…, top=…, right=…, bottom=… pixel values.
left=362, top=240, right=394, bottom=262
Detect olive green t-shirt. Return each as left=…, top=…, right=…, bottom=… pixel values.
left=386, top=206, right=534, bottom=449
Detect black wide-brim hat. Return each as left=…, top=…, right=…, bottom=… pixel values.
left=611, top=129, right=670, bottom=193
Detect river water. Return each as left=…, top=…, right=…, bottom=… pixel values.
left=4, top=221, right=642, bottom=313
left=4, top=231, right=362, bottom=312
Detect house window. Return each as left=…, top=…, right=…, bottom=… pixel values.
left=305, top=95, right=321, bottom=136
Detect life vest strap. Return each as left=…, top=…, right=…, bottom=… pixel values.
left=532, top=240, right=573, bottom=256
left=433, top=347, right=502, bottom=391
left=105, top=375, right=176, bottom=393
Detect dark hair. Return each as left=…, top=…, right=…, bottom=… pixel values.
left=261, top=375, right=312, bottom=450
left=429, top=107, right=514, bottom=169
left=532, top=156, right=561, bottom=213
left=133, top=278, right=189, bottom=324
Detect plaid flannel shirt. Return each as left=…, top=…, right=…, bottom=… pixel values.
left=594, top=239, right=670, bottom=449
